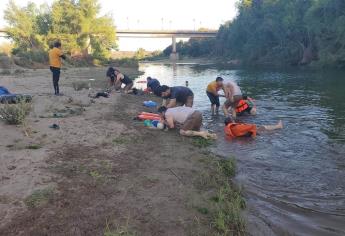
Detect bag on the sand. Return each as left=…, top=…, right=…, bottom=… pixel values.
left=0, top=86, right=10, bottom=95
left=0, top=86, right=32, bottom=104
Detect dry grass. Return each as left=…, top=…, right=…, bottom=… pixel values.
left=0, top=101, right=32, bottom=125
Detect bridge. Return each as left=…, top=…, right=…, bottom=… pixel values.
left=0, top=29, right=218, bottom=60
left=116, top=30, right=217, bottom=59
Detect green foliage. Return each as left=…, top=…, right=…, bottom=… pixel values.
left=163, top=38, right=215, bottom=58
left=134, top=48, right=146, bottom=60
left=164, top=0, right=345, bottom=68
left=26, top=144, right=42, bottom=150
left=4, top=0, right=117, bottom=62
left=192, top=137, right=214, bottom=148
left=24, top=187, right=54, bottom=208
left=0, top=101, right=32, bottom=125
left=218, top=158, right=236, bottom=177
left=215, top=0, right=345, bottom=67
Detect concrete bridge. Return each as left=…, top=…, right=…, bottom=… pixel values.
left=117, top=30, right=218, bottom=60
left=0, top=29, right=218, bottom=60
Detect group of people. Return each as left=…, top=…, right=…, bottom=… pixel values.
left=48, top=41, right=282, bottom=140
left=108, top=71, right=282, bottom=140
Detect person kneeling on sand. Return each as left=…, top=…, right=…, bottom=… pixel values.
left=106, top=68, right=133, bottom=93
left=146, top=77, right=161, bottom=96
left=158, top=106, right=217, bottom=139
left=159, top=85, right=194, bottom=108
left=224, top=117, right=283, bottom=139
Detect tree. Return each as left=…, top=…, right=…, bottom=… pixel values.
left=4, top=0, right=117, bottom=60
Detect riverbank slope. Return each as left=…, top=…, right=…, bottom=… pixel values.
left=0, top=67, right=244, bottom=235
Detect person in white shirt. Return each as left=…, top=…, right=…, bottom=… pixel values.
left=158, top=106, right=217, bottom=139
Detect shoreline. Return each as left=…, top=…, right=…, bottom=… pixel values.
left=0, top=67, right=245, bottom=235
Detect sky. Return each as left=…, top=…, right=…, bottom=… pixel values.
left=0, top=0, right=237, bottom=51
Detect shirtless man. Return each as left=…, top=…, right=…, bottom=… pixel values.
left=222, top=80, right=243, bottom=118
left=158, top=106, right=216, bottom=139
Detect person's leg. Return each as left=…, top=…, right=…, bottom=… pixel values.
left=124, top=82, right=133, bottom=93
left=223, top=99, right=232, bottom=117
left=231, top=95, right=243, bottom=117
left=250, top=107, right=257, bottom=115
left=180, top=129, right=217, bottom=139
left=215, top=96, right=220, bottom=115
left=51, top=67, right=60, bottom=95
left=50, top=67, right=56, bottom=94
left=211, top=104, right=215, bottom=115
left=180, top=112, right=217, bottom=139
left=207, top=92, right=216, bottom=115
left=114, top=80, right=122, bottom=91
left=55, top=69, right=60, bottom=94
left=259, top=120, right=283, bottom=131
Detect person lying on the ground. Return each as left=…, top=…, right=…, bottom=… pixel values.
left=206, top=76, right=225, bottom=115
left=222, top=80, right=243, bottom=118
left=234, top=95, right=257, bottom=116
left=224, top=117, right=283, bottom=139
left=159, top=85, right=194, bottom=108
left=113, top=68, right=134, bottom=93
left=49, top=41, right=66, bottom=96
left=158, top=106, right=217, bottom=139
left=146, top=77, right=161, bottom=96
left=106, top=67, right=117, bottom=88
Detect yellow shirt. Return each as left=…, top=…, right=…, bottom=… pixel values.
left=207, top=81, right=222, bottom=94
left=49, top=47, right=63, bottom=68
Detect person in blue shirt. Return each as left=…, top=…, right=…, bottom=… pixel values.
left=159, top=85, right=194, bottom=108
left=146, top=77, right=161, bottom=96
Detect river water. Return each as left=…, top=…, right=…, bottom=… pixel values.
left=134, top=63, right=345, bottom=236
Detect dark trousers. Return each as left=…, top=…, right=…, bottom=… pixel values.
left=50, top=66, right=60, bottom=94
left=206, top=91, right=220, bottom=107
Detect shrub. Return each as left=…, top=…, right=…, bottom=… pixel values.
left=0, top=101, right=32, bottom=125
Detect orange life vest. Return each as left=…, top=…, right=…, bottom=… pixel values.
left=235, top=100, right=250, bottom=113
left=224, top=123, right=257, bottom=138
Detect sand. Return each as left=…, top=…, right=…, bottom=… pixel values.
left=0, top=67, right=233, bottom=235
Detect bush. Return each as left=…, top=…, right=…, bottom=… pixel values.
left=17, top=50, right=48, bottom=64
left=0, top=101, right=32, bottom=125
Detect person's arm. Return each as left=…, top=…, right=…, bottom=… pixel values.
left=58, top=49, right=66, bottom=60
left=166, top=99, right=177, bottom=108
left=165, top=115, right=175, bottom=129
left=162, top=99, right=167, bottom=106
left=116, top=73, right=123, bottom=83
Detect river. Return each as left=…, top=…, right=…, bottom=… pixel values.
left=134, top=63, right=345, bottom=236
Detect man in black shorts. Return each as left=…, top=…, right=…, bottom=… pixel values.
left=159, top=85, right=194, bottom=108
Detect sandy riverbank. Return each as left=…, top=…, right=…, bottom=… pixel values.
left=0, top=67, right=244, bottom=235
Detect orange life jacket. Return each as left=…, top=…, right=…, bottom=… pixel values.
left=235, top=100, right=250, bottom=113
left=224, top=123, right=257, bottom=138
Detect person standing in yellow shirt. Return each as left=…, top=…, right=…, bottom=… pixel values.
left=49, top=41, right=66, bottom=95
left=206, top=77, right=225, bottom=115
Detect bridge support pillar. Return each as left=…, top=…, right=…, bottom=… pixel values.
left=170, top=36, right=179, bottom=60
